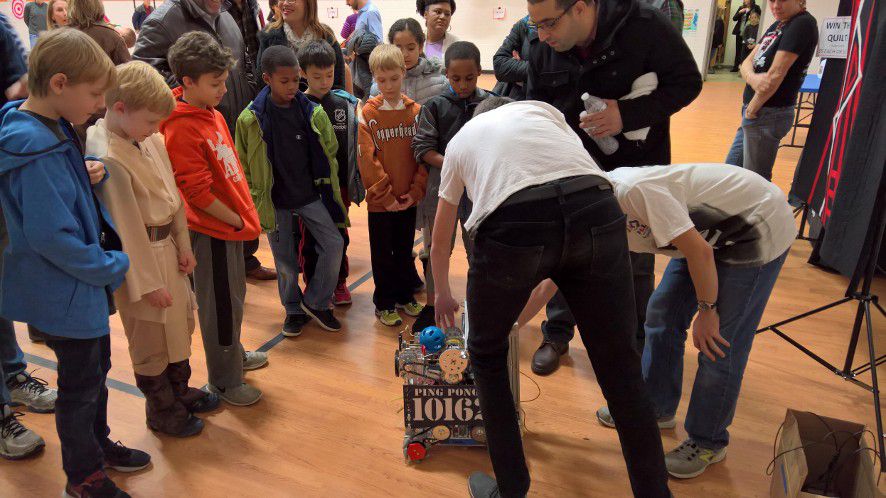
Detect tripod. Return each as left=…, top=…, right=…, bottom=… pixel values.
left=756, top=190, right=886, bottom=471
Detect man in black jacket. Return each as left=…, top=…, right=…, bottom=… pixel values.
left=492, top=16, right=536, bottom=100
left=525, top=0, right=702, bottom=375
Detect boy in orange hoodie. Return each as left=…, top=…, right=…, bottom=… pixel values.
left=160, top=32, right=265, bottom=407
left=358, top=44, right=427, bottom=327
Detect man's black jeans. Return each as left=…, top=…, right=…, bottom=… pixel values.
left=46, top=334, right=113, bottom=485
left=466, top=179, right=669, bottom=497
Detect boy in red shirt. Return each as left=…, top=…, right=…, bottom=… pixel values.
left=160, top=32, right=265, bottom=406
left=358, top=44, right=427, bottom=327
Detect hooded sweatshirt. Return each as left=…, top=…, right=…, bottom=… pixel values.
left=0, top=101, right=130, bottom=338
left=160, top=87, right=261, bottom=241
left=412, top=87, right=492, bottom=220
left=357, top=95, right=427, bottom=212
left=369, top=57, right=449, bottom=105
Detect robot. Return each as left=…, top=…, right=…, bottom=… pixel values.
left=395, top=303, right=520, bottom=463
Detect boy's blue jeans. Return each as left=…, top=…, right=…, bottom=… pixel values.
left=642, top=252, right=788, bottom=450
left=0, top=318, right=27, bottom=404
left=269, top=199, right=343, bottom=312
left=46, top=334, right=113, bottom=485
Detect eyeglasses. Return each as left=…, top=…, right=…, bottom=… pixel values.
left=528, top=0, right=580, bottom=32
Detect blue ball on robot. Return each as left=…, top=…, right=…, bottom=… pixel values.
left=419, top=326, right=446, bottom=353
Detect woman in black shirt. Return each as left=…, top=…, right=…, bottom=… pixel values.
left=724, top=0, right=818, bottom=181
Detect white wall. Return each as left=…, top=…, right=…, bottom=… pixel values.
left=1, top=0, right=717, bottom=73
left=680, top=0, right=717, bottom=75
left=0, top=0, right=528, bottom=66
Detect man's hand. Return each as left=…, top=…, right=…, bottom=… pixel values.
left=580, top=99, right=624, bottom=138
left=178, top=249, right=197, bottom=275
left=85, top=160, right=106, bottom=185
left=434, top=291, right=459, bottom=329
left=745, top=100, right=762, bottom=119
left=692, top=309, right=730, bottom=361
left=145, top=288, right=173, bottom=308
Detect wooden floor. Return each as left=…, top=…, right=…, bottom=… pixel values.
left=3, top=79, right=884, bottom=497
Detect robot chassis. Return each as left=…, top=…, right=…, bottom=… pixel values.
left=395, top=303, right=520, bottom=463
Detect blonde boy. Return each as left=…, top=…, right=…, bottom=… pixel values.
left=0, top=28, right=149, bottom=498
left=87, top=61, right=219, bottom=439
left=358, top=44, right=427, bottom=327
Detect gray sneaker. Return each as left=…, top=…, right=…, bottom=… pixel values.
left=242, top=351, right=268, bottom=371
left=8, top=372, right=57, bottom=413
left=0, top=405, right=45, bottom=459
left=665, top=439, right=727, bottom=479
left=468, top=472, right=502, bottom=498
left=204, top=383, right=262, bottom=406
left=595, top=406, right=676, bottom=430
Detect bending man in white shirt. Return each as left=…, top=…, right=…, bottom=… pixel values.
left=431, top=97, right=671, bottom=498
left=519, top=162, right=796, bottom=480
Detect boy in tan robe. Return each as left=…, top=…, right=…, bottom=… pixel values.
left=87, top=61, right=219, bottom=437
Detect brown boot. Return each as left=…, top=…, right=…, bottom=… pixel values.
left=166, top=360, right=220, bottom=413
left=135, top=370, right=204, bottom=437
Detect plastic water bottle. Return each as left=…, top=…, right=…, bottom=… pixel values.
left=580, top=93, right=619, bottom=155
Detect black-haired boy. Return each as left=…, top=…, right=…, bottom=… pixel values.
left=411, top=40, right=492, bottom=332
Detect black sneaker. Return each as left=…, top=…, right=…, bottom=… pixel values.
left=282, top=313, right=311, bottom=337
left=411, top=305, right=436, bottom=333
left=102, top=440, right=151, bottom=473
left=468, top=472, right=502, bottom=498
left=300, top=302, right=341, bottom=332
left=64, top=470, right=130, bottom=498
left=190, top=392, right=220, bottom=413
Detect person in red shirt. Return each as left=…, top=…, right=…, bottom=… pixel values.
left=161, top=32, right=266, bottom=407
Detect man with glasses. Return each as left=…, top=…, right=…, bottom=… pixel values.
left=525, top=0, right=702, bottom=376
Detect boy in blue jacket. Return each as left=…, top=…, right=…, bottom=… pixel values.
left=0, top=29, right=149, bottom=498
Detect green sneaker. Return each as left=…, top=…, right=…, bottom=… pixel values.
left=665, top=439, right=727, bottom=479
left=376, top=309, right=403, bottom=327
left=595, top=406, right=676, bottom=430
left=395, top=301, right=424, bottom=318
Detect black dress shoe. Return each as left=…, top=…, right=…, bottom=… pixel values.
left=531, top=340, right=569, bottom=376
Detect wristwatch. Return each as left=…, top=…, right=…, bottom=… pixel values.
left=697, top=300, right=718, bottom=312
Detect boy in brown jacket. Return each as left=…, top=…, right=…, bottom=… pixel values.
left=358, top=44, right=427, bottom=327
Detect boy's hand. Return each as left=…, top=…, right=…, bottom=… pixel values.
left=233, top=215, right=245, bottom=230
left=400, top=193, right=415, bottom=208
left=85, top=161, right=106, bottom=185
left=5, top=77, right=27, bottom=100
left=145, top=288, right=173, bottom=308
left=385, top=199, right=405, bottom=212
left=178, top=249, right=197, bottom=275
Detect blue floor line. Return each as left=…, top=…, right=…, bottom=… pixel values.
left=23, top=236, right=426, bottom=397
left=255, top=235, right=424, bottom=353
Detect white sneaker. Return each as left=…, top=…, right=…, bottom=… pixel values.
left=203, top=383, right=262, bottom=406
left=242, top=351, right=269, bottom=371
left=0, top=405, right=45, bottom=459
left=8, top=372, right=57, bottom=413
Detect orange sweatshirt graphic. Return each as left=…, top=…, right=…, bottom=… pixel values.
left=160, top=87, right=261, bottom=241
left=358, top=95, right=427, bottom=213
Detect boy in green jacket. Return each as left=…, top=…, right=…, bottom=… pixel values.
left=235, top=45, right=348, bottom=337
